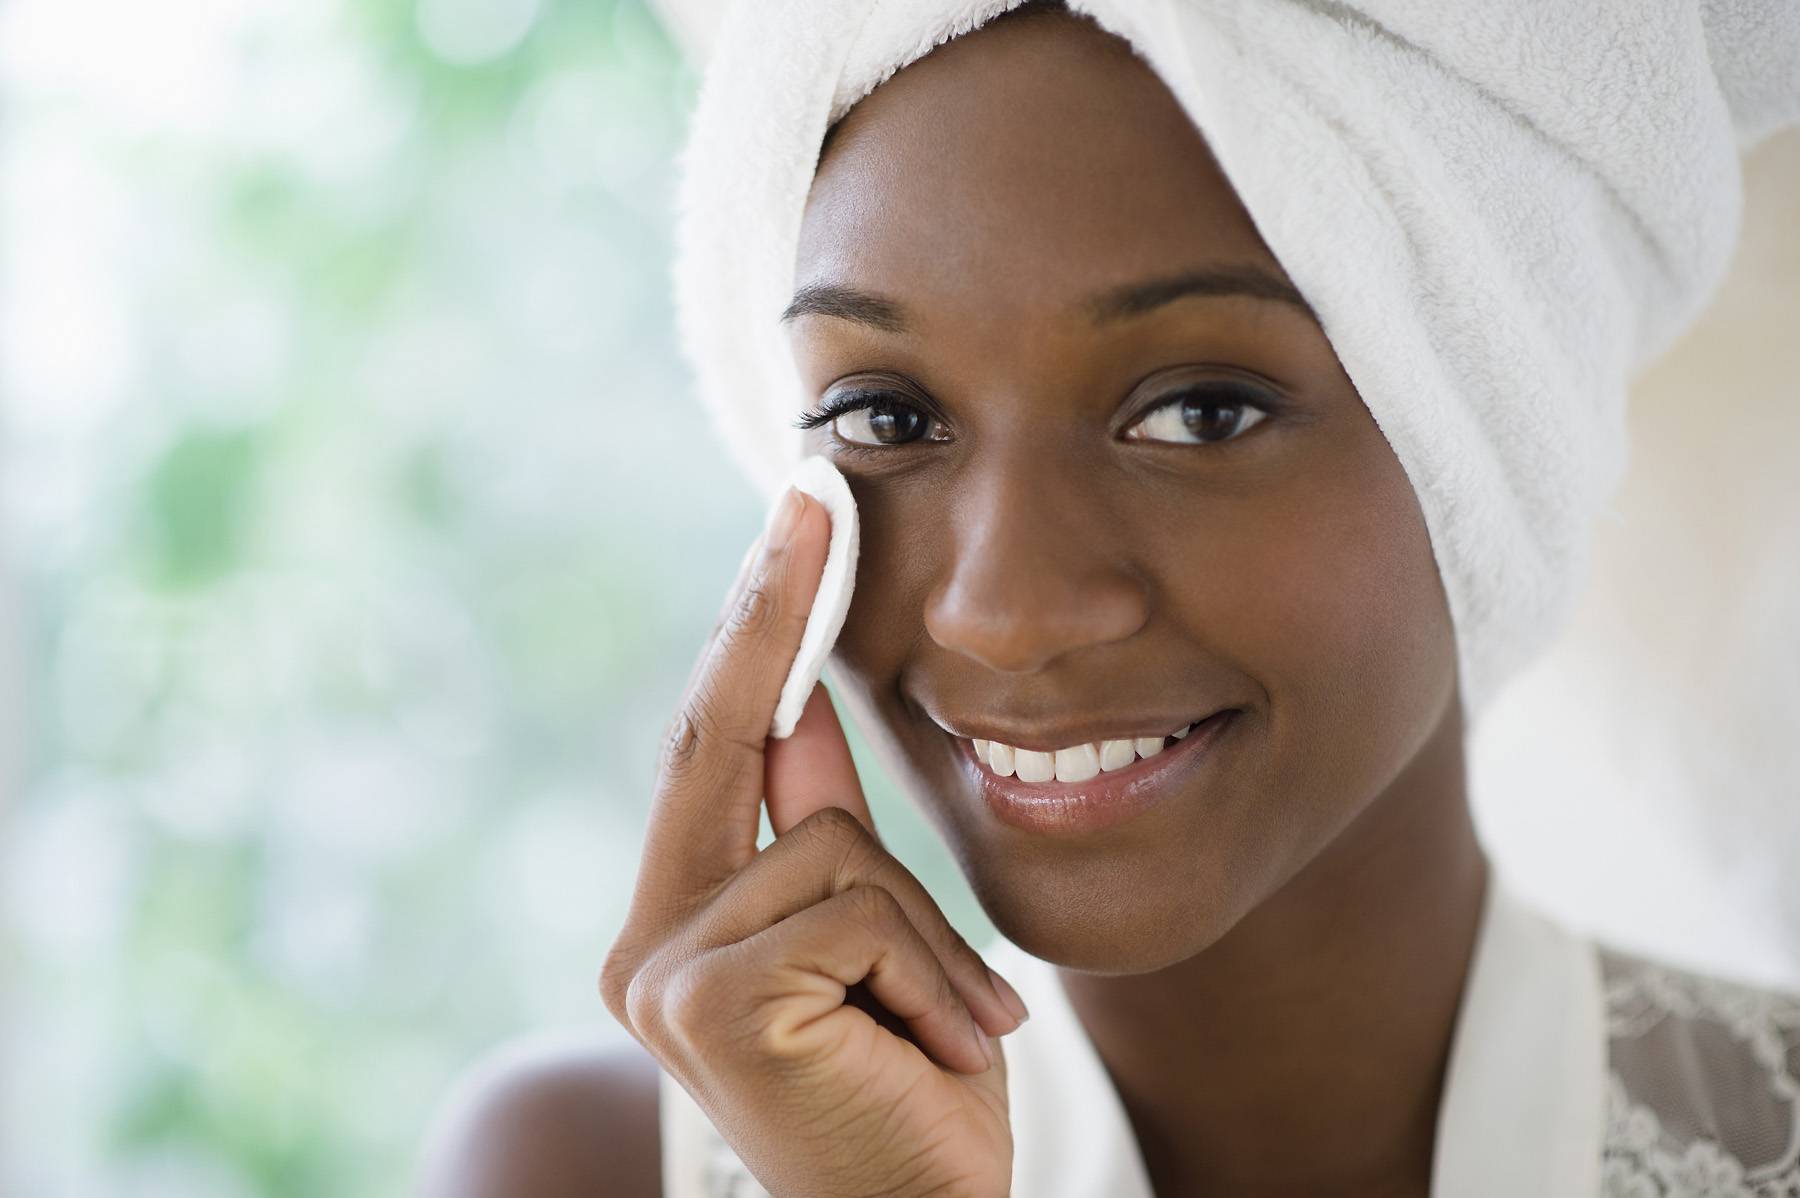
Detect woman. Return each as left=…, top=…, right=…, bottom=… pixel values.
left=419, top=2, right=1800, bottom=1195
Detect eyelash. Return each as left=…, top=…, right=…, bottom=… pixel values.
left=793, top=388, right=930, bottom=432
left=791, top=384, right=1278, bottom=452
left=791, top=389, right=950, bottom=458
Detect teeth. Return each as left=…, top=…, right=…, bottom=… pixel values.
left=1053, top=743, right=1101, bottom=783
left=1098, top=739, right=1136, bottom=771
left=972, top=721, right=1204, bottom=780
left=1013, top=748, right=1055, bottom=783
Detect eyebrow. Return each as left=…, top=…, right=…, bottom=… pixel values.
left=778, top=264, right=1318, bottom=332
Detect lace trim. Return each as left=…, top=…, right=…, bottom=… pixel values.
left=1599, top=943, right=1800, bottom=1197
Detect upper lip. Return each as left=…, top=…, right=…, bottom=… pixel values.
left=927, top=707, right=1237, bottom=753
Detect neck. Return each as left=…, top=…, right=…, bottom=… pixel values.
left=1057, top=708, right=1490, bottom=1197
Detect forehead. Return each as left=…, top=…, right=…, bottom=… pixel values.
left=794, top=13, right=1284, bottom=329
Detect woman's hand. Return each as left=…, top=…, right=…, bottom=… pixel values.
left=599, top=487, right=1027, bottom=1198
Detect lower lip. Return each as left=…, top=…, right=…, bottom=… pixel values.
left=967, top=710, right=1239, bottom=838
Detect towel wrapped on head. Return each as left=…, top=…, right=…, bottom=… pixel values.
left=671, top=0, right=1800, bottom=725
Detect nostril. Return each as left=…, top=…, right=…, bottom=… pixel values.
left=923, top=570, right=1151, bottom=675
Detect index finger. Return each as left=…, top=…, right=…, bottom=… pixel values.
left=638, top=486, right=831, bottom=911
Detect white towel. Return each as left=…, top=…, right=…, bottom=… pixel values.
left=669, top=0, right=1800, bottom=724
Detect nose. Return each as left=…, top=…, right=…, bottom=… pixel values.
left=923, top=459, right=1150, bottom=674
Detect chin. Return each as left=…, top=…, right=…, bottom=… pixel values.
left=947, top=811, right=1273, bottom=975
left=972, top=863, right=1252, bottom=978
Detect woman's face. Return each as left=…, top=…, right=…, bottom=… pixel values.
left=784, top=12, right=1460, bottom=972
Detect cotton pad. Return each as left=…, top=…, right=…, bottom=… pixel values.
left=768, top=454, right=859, bottom=740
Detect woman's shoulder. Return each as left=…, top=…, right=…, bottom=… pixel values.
left=414, top=1031, right=663, bottom=1197
left=1593, top=938, right=1800, bottom=1190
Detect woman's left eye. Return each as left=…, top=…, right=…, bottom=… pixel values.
left=1123, top=387, right=1273, bottom=446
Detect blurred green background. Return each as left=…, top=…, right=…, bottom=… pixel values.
left=0, top=0, right=989, bottom=1193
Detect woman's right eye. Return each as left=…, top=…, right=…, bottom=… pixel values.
left=835, top=400, right=929, bottom=445
left=795, top=391, right=949, bottom=448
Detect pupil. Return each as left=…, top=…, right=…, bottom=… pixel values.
left=870, top=403, right=924, bottom=443
left=1180, top=397, right=1240, bottom=441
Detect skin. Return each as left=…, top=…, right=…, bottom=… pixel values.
left=420, top=7, right=1490, bottom=1197
left=784, top=9, right=1487, bottom=1196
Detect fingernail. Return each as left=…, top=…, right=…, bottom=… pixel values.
left=988, top=966, right=1030, bottom=1025
left=763, top=486, right=804, bottom=552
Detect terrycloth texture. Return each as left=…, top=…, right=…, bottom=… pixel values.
left=670, top=0, right=1800, bottom=724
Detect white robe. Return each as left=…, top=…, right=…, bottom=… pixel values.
left=658, top=869, right=1800, bottom=1196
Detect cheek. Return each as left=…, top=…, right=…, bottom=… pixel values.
left=819, top=480, right=930, bottom=688
left=1207, top=444, right=1455, bottom=772
left=809, top=481, right=917, bottom=757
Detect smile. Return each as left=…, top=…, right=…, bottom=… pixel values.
left=971, top=720, right=1202, bottom=783
left=954, top=708, right=1240, bottom=838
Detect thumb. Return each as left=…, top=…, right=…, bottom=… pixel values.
left=764, top=681, right=878, bottom=841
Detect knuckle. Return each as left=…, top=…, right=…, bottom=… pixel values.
left=659, top=700, right=726, bottom=787
left=660, top=685, right=760, bottom=790
left=621, top=968, right=663, bottom=1042
left=917, top=900, right=986, bottom=991
left=719, top=574, right=779, bottom=646
left=834, top=821, right=885, bottom=881
left=792, top=804, right=870, bottom=870
left=597, top=946, right=638, bottom=1023
left=805, top=803, right=864, bottom=839
left=660, top=706, right=704, bottom=779
left=925, top=943, right=961, bottom=1012
left=845, top=883, right=905, bottom=937
left=659, top=955, right=728, bottom=1050
left=660, top=692, right=726, bottom=782
left=942, top=920, right=981, bottom=970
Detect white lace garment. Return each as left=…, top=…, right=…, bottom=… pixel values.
left=1599, top=943, right=1800, bottom=1196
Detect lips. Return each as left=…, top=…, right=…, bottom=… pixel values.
left=959, top=707, right=1240, bottom=838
